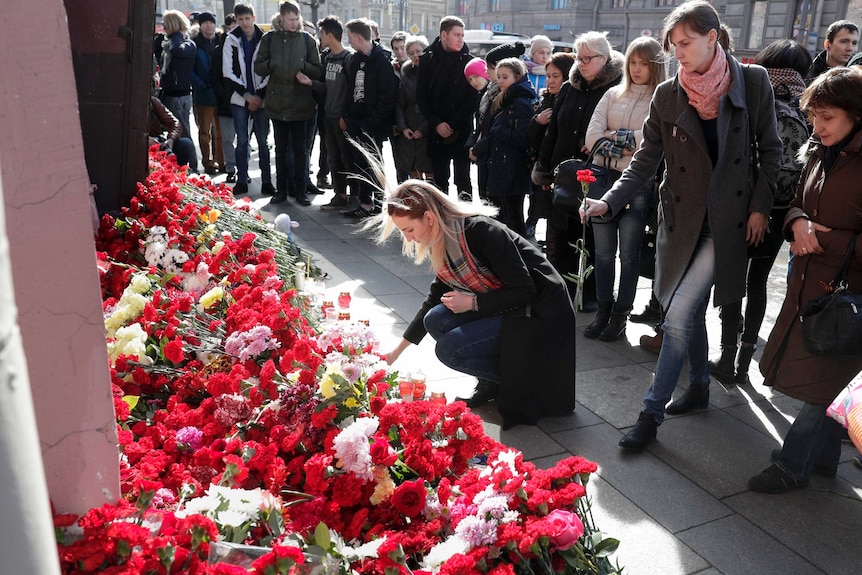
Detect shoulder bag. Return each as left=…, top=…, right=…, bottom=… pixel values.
left=552, top=139, right=622, bottom=217
left=800, top=234, right=862, bottom=355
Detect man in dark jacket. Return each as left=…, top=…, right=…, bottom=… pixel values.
left=210, top=15, right=238, bottom=182
left=192, top=12, right=223, bottom=175
left=341, top=18, right=398, bottom=218
left=805, top=19, right=858, bottom=83
left=416, top=16, right=478, bottom=199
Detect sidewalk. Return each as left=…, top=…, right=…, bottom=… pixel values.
left=207, top=144, right=862, bottom=575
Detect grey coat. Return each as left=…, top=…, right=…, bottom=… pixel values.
left=600, top=58, right=781, bottom=309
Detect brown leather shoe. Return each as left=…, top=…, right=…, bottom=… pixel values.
left=639, top=326, right=663, bottom=354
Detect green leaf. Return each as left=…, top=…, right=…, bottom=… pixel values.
left=314, top=522, right=331, bottom=550
left=595, top=537, right=620, bottom=557
left=122, top=395, right=140, bottom=410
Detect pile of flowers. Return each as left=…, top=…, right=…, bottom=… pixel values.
left=54, top=150, right=621, bottom=574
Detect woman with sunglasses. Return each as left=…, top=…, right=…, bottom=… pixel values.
left=534, top=31, right=624, bottom=311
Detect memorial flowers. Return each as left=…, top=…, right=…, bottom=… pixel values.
left=55, top=149, right=621, bottom=574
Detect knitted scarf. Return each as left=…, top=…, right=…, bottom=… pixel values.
left=435, top=219, right=503, bottom=294
left=678, top=44, right=731, bottom=120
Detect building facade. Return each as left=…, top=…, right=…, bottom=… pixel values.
left=448, top=1, right=855, bottom=60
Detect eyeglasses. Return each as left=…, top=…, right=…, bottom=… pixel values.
left=575, top=54, right=604, bottom=65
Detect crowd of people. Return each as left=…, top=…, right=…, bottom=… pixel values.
left=151, top=1, right=862, bottom=493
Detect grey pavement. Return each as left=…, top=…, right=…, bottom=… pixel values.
left=205, top=139, right=862, bottom=575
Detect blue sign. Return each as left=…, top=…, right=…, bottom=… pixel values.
left=544, top=24, right=562, bottom=31
left=491, top=23, right=505, bottom=32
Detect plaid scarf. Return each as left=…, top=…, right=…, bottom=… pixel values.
left=435, top=219, right=503, bottom=294
left=597, top=130, right=636, bottom=158
left=766, top=67, right=806, bottom=100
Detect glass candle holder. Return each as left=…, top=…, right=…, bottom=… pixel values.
left=338, top=291, right=352, bottom=309
left=429, top=391, right=447, bottom=406
left=411, top=370, right=426, bottom=400
left=398, top=380, right=414, bottom=402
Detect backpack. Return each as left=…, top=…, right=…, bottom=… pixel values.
left=773, top=97, right=810, bottom=206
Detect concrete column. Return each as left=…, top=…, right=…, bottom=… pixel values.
left=0, top=176, right=61, bottom=574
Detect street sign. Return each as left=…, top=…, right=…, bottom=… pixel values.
left=410, top=24, right=420, bottom=35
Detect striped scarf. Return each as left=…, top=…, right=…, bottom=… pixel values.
left=436, top=220, right=503, bottom=294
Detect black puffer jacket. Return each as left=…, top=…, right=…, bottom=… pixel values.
left=486, top=77, right=537, bottom=197
left=343, top=43, right=399, bottom=140
left=160, top=31, right=196, bottom=97
left=538, top=52, right=623, bottom=172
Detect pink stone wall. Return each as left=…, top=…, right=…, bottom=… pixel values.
left=0, top=0, right=119, bottom=514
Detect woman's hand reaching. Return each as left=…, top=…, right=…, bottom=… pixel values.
left=790, top=218, right=832, bottom=256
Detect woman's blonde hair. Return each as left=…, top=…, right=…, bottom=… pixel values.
left=162, top=10, right=190, bottom=35
left=621, top=36, right=667, bottom=94
left=374, top=180, right=497, bottom=271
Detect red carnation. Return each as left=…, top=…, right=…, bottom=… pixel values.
left=391, top=478, right=426, bottom=517
left=164, top=338, right=184, bottom=364
left=576, top=169, right=596, bottom=184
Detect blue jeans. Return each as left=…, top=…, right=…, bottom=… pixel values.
left=423, top=304, right=503, bottom=382
left=162, top=94, right=193, bottom=142
left=643, top=223, right=714, bottom=421
left=591, top=185, right=652, bottom=311
left=231, top=104, right=271, bottom=183
left=219, top=113, right=237, bottom=173
left=775, top=401, right=844, bottom=481
left=305, top=115, right=317, bottom=183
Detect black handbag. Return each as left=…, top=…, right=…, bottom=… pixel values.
left=800, top=234, right=862, bottom=355
left=552, top=139, right=621, bottom=215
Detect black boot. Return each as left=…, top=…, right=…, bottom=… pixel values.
left=708, top=345, right=737, bottom=386
left=584, top=301, right=613, bottom=339
left=456, top=379, right=498, bottom=408
left=665, top=384, right=710, bottom=415
left=599, top=309, right=630, bottom=342
left=630, top=295, right=661, bottom=324
left=734, top=342, right=757, bottom=385
left=619, top=412, right=659, bottom=451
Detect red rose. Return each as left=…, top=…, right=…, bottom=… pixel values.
left=391, top=478, right=426, bottom=517
left=370, top=438, right=398, bottom=466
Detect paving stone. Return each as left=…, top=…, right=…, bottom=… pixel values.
left=575, top=363, right=657, bottom=428
left=334, top=260, right=418, bottom=297
left=650, top=409, right=783, bottom=499
left=587, top=475, right=710, bottom=575
left=480, top=421, right=568, bottom=461
left=301, top=239, right=369, bottom=263
left=553, top=423, right=732, bottom=533
left=725, top=486, right=862, bottom=575
left=676, top=514, right=825, bottom=575
left=537, top=402, right=604, bottom=434
left=374, top=292, right=428, bottom=324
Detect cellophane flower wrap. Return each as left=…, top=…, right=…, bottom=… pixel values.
left=54, top=149, right=621, bottom=574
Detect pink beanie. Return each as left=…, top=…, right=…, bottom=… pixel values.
left=464, top=57, right=489, bottom=81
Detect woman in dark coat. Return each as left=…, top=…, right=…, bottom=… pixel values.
left=479, top=58, right=537, bottom=237
left=380, top=180, right=575, bottom=430
left=749, top=67, right=862, bottom=493
left=582, top=1, right=781, bottom=450
left=535, top=31, right=624, bottom=310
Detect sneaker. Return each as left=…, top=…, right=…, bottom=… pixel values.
left=270, top=193, right=288, bottom=204
left=261, top=182, right=276, bottom=196
left=204, top=166, right=219, bottom=176
left=226, top=172, right=237, bottom=183
left=317, top=176, right=332, bottom=189
left=321, top=194, right=349, bottom=210
left=342, top=205, right=380, bottom=219
left=630, top=306, right=662, bottom=325
left=295, top=195, right=312, bottom=206
left=233, top=182, right=248, bottom=196
left=748, top=463, right=808, bottom=494
left=307, top=182, right=324, bottom=195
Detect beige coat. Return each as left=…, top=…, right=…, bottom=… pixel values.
left=585, top=82, right=654, bottom=173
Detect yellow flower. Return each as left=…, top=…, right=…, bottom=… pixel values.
left=200, top=209, right=221, bottom=224
left=370, top=465, right=395, bottom=505
left=199, top=286, right=226, bottom=310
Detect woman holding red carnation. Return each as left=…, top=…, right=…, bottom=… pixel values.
left=376, top=180, right=575, bottom=429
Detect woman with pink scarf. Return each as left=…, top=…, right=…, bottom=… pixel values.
left=581, top=0, right=782, bottom=450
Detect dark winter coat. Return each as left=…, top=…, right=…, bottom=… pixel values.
left=343, top=44, right=398, bottom=140
left=760, top=130, right=862, bottom=404
left=209, top=34, right=233, bottom=117
left=395, top=60, right=427, bottom=134
left=599, top=58, right=782, bottom=309
left=404, top=216, right=575, bottom=423
left=191, top=33, right=218, bottom=106
left=254, top=29, right=322, bottom=122
left=538, top=53, right=623, bottom=173
left=416, top=38, right=479, bottom=154
left=160, top=31, right=196, bottom=97
left=528, top=89, right=557, bottom=159
left=805, top=50, right=830, bottom=84
left=484, top=77, right=537, bottom=197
